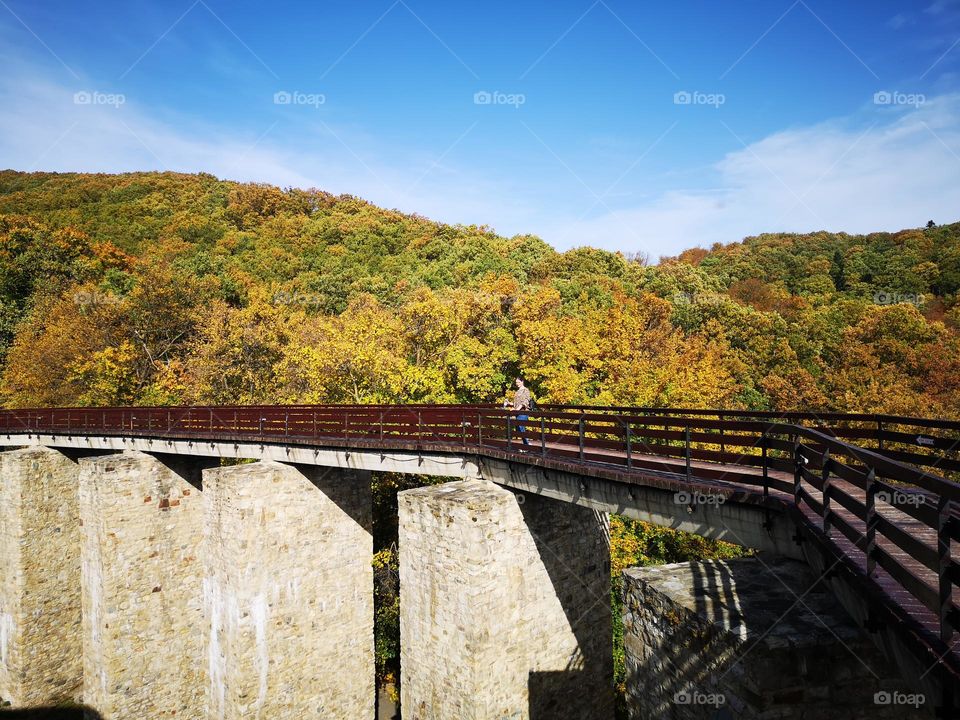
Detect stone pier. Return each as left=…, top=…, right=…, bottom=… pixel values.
left=79, top=450, right=211, bottom=719
left=399, top=479, right=613, bottom=720
left=622, top=557, right=915, bottom=719
left=201, top=461, right=374, bottom=719
left=0, top=447, right=84, bottom=705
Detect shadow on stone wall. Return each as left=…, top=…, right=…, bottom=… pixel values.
left=148, top=451, right=221, bottom=491
left=623, top=557, right=914, bottom=720
left=689, top=560, right=743, bottom=641
left=520, top=493, right=615, bottom=719
left=0, top=708, right=103, bottom=719
left=304, top=465, right=373, bottom=533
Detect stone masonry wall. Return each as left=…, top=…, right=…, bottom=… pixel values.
left=202, top=461, right=374, bottom=720
left=623, top=557, right=920, bottom=719
left=0, top=447, right=82, bottom=705
left=79, top=450, right=204, bottom=719
left=399, top=479, right=612, bottom=720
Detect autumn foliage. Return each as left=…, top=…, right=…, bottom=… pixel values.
left=0, top=170, right=958, bottom=418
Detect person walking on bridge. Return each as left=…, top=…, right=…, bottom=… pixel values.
left=512, top=377, right=532, bottom=447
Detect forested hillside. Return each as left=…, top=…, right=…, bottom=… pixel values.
left=1, top=169, right=957, bottom=417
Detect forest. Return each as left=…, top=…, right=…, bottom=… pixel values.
left=1, top=169, right=957, bottom=705
left=2, top=170, right=957, bottom=416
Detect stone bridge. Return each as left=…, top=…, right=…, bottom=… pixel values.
left=0, top=404, right=956, bottom=718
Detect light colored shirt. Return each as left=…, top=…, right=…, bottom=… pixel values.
left=513, top=386, right=531, bottom=411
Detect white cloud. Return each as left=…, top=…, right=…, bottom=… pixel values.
left=0, top=64, right=532, bottom=235
left=536, top=95, right=960, bottom=259
left=0, top=61, right=958, bottom=261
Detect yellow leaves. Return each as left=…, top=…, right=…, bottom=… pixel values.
left=72, top=340, right=139, bottom=406
left=512, top=287, right=741, bottom=407
left=276, top=294, right=406, bottom=404
left=443, top=329, right=516, bottom=401
left=478, top=273, right=520, bottom=299
left=180, top=296, right=292, bottom=404
left=400, top=287, right=454, bottom=364
left=610, top=515, right=646, bottom=577
left=1, top=290, right=121, bottom=406
left=761, top=369, right=828, bottom=413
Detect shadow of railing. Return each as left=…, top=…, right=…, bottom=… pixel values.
left=0, top=707, right=103, bottom=719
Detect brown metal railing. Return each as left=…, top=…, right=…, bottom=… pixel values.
left=0, top=403, right=957, bottom=681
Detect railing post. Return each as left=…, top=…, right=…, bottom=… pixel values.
left=821, top=449, right=832, bottom=538
left=877, top=418, right=884, bottom=453
left=540, top=416, right=546, bottom=457
left=793, top=435, right=802, bottom=508
left=626, top=421, right=633, bottom=469
left=379, top=411, right=384, bottom=442
left=579, top=414, right=585, bottom=461
left=761, top=433, right=769, bottom=498
left=507, top=415, right=512, bottom=451
left=718, top=411, right=726, bottom=456
left=345, top=413, right=350, bottom=441
left=685, top=425, right=691, bottom=482
left=938, top=495, right=953, bottom=643
left=478, top=412, right=483, bottom=447
left=865, top=467, right=877, bottom=578
left=417, top=410, right=422, bottom=445
left=209, top=408, right=214, bottom=431
left=233, top=410, right=238, bottom=433
left=285, top=411, right=289, bottom=436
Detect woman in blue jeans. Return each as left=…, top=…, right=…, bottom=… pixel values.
left=511, top=377, right=532, bottom=446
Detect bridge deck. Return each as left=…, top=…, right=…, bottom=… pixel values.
left=0, top=404, right=957, bottom=701
left=517, top=438, right=960, bottom=657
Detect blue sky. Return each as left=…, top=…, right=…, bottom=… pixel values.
left=1, top=0, right=959, bottom=257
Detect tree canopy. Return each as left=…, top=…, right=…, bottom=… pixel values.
left=1, top=169, right=958, bottom=418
